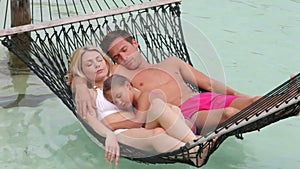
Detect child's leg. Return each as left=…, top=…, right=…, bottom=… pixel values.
left=145, top=98, right=197, bottom=143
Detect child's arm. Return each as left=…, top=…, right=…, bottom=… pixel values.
left=107, top=117, right=145, bottom=130
left=108, top=93, right=150, bottom=130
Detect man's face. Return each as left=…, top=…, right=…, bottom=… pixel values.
left=108, top=37, right=142, bottom=70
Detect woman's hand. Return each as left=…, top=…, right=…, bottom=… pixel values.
left=105, top=132, right=120, bottom=165
left=84, top=110, right=121, bottom=165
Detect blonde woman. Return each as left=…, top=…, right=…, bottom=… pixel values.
left=67, top=45, right=210, bottom=166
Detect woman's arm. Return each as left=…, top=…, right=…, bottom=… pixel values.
left=85, top=110, right=120, bottom=165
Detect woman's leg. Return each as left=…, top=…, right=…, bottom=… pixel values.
left=117, top=127, right=211, bottom=166
left=145, top=98, right=197, bottom=143
left=117, top=128, right=184, bottom=152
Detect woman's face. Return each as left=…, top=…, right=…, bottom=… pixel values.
left=81, top=50, right=108, bottom=83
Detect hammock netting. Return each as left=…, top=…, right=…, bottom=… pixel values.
left=0, top=0, right=299, bottom=167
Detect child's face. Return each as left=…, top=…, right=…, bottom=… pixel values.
left=106, top=82, right=133, bottom=110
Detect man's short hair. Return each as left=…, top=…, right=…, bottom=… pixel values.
left=100, top=30, right=134, bottom=56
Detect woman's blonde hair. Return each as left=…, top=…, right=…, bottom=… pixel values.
left=67, top=45, right=113, bottom=87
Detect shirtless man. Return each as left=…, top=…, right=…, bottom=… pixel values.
left=74, top=30, right=260, bottom=133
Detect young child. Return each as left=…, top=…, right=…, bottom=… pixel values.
left=103, top=74, right=198, bottom=143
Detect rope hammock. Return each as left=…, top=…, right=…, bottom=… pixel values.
left=0, top=0, right=299, bottom=167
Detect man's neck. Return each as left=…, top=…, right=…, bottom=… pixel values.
left=136, top=60, right=151, bottom=70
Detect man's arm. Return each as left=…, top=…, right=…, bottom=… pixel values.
left=72, top=76, right=96, bottom=118
left=175, top=57, right=248, bottom=96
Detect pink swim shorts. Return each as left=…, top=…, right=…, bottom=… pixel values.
left=179, top=92, right=238, bottom=119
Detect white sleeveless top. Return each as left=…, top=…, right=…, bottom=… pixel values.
left=95, top=88, right=120, bottom=120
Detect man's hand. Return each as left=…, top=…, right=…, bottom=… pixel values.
left=74, top=83, right=96, bottom=119
left=105, top=132, right=120, bottom=165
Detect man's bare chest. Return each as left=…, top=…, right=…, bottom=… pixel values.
left=132, top=68, right=176, bottom=90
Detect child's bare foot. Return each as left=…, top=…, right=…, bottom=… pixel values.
left=187, top=137, right=218, bottom=167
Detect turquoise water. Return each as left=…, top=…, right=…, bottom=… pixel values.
left=0, top=0, right=299, bottom=168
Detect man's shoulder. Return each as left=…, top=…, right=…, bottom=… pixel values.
left=113, top=64, right=126, bottom=73
left=113, top=64, right=135, bottom=77
left=157, top=56, right=184, bottom=67
left=165, top=56, right=179, bottom=61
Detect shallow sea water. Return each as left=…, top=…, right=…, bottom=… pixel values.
left=0, top=0, right=300, bottom=169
